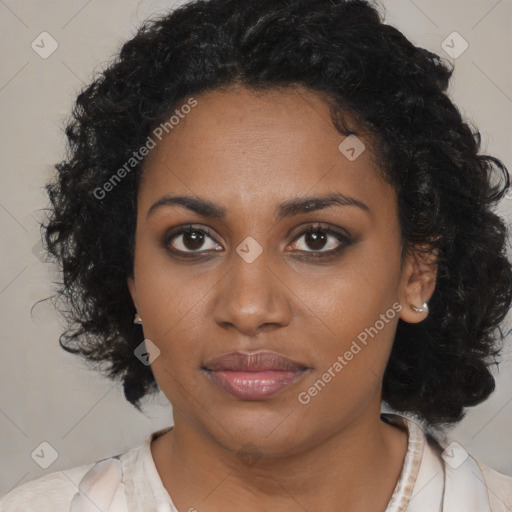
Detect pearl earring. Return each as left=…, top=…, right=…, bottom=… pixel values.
left=410, top=302, right=428, bottom=313
left=133, top=313, right=142, bottom=325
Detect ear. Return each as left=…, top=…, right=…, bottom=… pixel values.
left=398, top=243, right=438, bottom=323
left=127, top=276, right=139, bottom=311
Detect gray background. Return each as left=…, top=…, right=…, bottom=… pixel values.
left=1, top=0, right=511, bottom=496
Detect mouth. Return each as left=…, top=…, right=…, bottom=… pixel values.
left=202, top=351, right=310, bottom=400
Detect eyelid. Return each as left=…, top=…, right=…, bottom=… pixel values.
left=163, top=223, right=221, bottom=251
left=289, top=222, right=351, bottom=243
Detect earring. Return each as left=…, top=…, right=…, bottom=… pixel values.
left=410, top=301, right=428, bottom=313
left=133, top=313, right=142, bottom=325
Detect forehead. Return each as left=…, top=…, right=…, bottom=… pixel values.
left=138, top=85, right=394, bottom=220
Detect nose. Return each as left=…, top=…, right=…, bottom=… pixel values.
left=212, top=248, right=293, bottom=337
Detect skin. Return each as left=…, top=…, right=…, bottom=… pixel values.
left=127, top=84, right=437, bottom=512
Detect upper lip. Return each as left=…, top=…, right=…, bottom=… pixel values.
left=203, top=351, right=309, bottom=372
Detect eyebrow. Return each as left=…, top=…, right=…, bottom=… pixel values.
left=146, top=192, right=370, bottom=221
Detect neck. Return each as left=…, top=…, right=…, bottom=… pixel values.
left=151, top=407, right=409, bottom=512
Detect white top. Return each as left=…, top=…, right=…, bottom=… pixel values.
left=1, top=413, right=511, bottom=511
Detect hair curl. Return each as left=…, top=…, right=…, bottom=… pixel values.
left=43, top=0, right=512, bottom=426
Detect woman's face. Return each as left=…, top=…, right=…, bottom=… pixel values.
left=128, top=85, right=432, bottom=456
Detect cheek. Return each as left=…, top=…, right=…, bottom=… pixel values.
left=143, top=314, right=208, bottom=409
left=307, top=239, right=401, bottom=334
left=132, top=250, right=209, bottom=402
left=295, top=276, right=400, bottom=421
left=133, top=237, right=205, bottom=338
left=298, top=239, right=402, bottom=395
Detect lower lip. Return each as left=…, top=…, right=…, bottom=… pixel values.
left=206, top=369, right=307, bottom=400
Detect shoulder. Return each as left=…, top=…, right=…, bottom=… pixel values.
left=475, top=458, right=512, bottom=512
left=389, top=412, right=511, bottom=512
left=0, top=429, right=164, bottom=512
left=425, top=434, right=512, bottom=512
left=0, top=461, right=97, bottom=511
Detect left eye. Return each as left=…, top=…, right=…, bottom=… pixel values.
left=290, top=225, right=349, bottom=253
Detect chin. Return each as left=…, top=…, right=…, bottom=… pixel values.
left=201, top=407, right=310, bottom=459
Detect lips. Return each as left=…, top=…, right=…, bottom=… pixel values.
left=204, top=351, right=307, bottom=372
left=203, top=351, right=310, bottom=400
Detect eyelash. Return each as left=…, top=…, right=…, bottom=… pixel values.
left=162, top=223, right=352, bottom=261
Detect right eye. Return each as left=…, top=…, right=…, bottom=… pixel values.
left=164, top=224, right=223, bottom=255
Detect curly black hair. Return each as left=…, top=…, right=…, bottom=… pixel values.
left=43, top=0, right=512, bottom=426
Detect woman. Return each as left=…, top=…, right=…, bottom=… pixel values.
left=1, top=0, right=511, bottom=510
